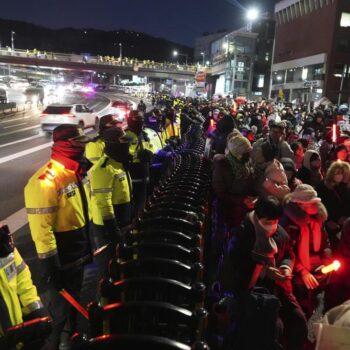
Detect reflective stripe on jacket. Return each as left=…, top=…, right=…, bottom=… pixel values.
left=0, top=248, right=42, bottom=336
left=24, top=159, right=91, bottom=264
left=90, top=156, right=131, bottom=225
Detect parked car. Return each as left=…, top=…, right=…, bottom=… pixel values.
left=40, top=104, right=99, bottom=132
left=109, top=100, right=132, bottom=122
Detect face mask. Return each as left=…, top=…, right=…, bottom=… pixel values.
left=128, top=120, right=143, bottom=134
left=310, top=159, right=321, bottom=170
left=334, top=174, right=343, bottom=183
left=241, top=153, right=250, bottom=163
left=51, top=140, right=85, bottom=161
left=258, top=219, right=278, bottom=235
left=105, top=142, right=131, bottom=163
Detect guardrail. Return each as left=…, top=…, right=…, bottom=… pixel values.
left=0, top=48, right=198, bottom=74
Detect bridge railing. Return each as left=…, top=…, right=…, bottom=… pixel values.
left=0, top=48, right=197, bottom=74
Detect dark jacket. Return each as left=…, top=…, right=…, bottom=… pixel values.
left=316, top=181, right=350, bottom=226
left=212, top=155, right=255, bottom=228
left=229, top=216, right=294, bottom=295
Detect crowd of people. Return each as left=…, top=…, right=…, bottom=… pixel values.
left=2, top=92, right=350, bottom=349
left=205, top=96, right=350, bottom=349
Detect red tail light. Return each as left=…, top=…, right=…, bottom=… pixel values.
left=62, top=113, right=75, bottom=118
left=40, top=113, right=48, bottom=117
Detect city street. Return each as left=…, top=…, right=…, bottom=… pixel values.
left=0, top=90, right=138, bottom=319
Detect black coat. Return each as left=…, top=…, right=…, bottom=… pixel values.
left=227, top=216, right=294, bottom=295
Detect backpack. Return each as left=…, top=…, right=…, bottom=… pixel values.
left=231, top=287, right=282, bottom=350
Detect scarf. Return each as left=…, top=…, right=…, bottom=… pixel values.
left=298, top=219, right=322, bottom=271
left=52, top=140, right=85, bottom=161
left=249, top=211, right=278, bottom=267
left=226, top=152, right=250, bottom=180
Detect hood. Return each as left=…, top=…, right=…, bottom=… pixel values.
left=283, top=195, right=328, bottom=225
left=303, top=149, right=319, bottom=170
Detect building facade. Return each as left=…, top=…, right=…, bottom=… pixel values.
left=207, top=14, right=275, bottom=99
left=271, top=0, right=350, bottom=104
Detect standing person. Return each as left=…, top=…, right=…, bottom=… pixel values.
left=24, top=124, right=93, bottom=350
left=137, top=99, right=146, bottom=113
left=85, top=114, right=118, bottom=164
left=251, top=121, right=294, bottom=181
left=0, top=224, right=47, bottom=348
left=90, top=127, right=132, bottom=281
left=280, top=184, right=330, bottom=319
left=125, top=111, right=154, bottom=219
left=290, top=142, right=304, bottom=171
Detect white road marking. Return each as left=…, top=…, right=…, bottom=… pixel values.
left=0, top=142, right=52, bottom=165
left=2, top=207, right=28, bottom=234
left=0, top=125, right=40, bottom=137
left=3, top=122, right=27, bottom=129
left=0, top=115, right=32, bottom=124
left=0, top=133, right=45, bottom=148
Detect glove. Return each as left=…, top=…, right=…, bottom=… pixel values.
left=138, top=149, right=153, bottom=163
left=103, top=218, right=123, bottom=244
left=41, top=254, right=62, bottom=291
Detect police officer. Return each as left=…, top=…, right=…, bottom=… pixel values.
left=0, top=224, right=46, bottom=348
left=137, top=99, right=146, bottom=113
left=125, top=110, right=154, bottom=219
left=24, top=124, right=92, bottom=350
left=85, top=114, right=118, bottom=164
left=90, top=126, right=132, bottom=280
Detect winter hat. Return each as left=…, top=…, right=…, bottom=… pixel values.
left=280, top=157, right=296, bottom=174
left=227, top=136, right=252, bottom=158
left=265, top=160, right=288, bottom=185
left=290, top=184, right=321, bottom=204
left=303, top=150, right=320, bottom=170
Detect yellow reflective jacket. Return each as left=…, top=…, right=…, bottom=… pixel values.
left=144, top=127, right=163, bottom=153
left=125, top=129, right=154, bottom=164
left=24, top=159, right=92, bottom=266
left=90, top=156, right=131, bottom=226
left=0, top=248, right=43, bottom=336
left=85, top=137, right=105, bottom=164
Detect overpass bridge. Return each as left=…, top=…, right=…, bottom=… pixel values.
left=0, top=48, right=198, bottom=81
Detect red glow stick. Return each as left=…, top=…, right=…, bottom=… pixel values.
left=332, top=124, right=337, bottom=143
left=60, top=289, right=89, bottom=320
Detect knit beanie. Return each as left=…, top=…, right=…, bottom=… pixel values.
left=290, top=184, right=321, bottom=204
left=265, top=160, right=288, bottom=184
left=280, top=157, right=296, bottom=174
left=303, top=150, right=320, bottom=170
left=227, top=136, right=252, bottom=158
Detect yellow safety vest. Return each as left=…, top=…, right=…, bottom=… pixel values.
left=0, top=248, right=43, bottom=336
left=144, top=127, right=164, bottom=153
left=125, top=129, right=154, bottom=164
left=24, top=159, right=91, bottom=261
left=90, top=156, right=131, bottom=225
left=85, top=137, right=105, bottom=164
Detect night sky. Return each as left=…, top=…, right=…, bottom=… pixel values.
left=2, top=0, right=277, bottom=46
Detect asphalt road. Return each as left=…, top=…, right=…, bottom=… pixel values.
left=0, top=89, right=140, bottom=327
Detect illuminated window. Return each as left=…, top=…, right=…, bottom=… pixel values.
left=340, top=13, right=350, bottom=27
left=257, top=75, right=265, bottom=88
left=302, top=67, right=308, bottom=80
left=237, top=61, right=244, bottom=72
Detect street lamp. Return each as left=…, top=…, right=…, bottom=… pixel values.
left=200, top=52, right=205, bottom=66
left=11, top=31, right=15, bottom=51
left=119, top=42, right=122, bottom=62
left=246, top=8, right=259, bottom=32
left=173, top=50, right=188, bottom=65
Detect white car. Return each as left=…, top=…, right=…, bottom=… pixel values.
left=41, top=104, right=99, bottom=132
